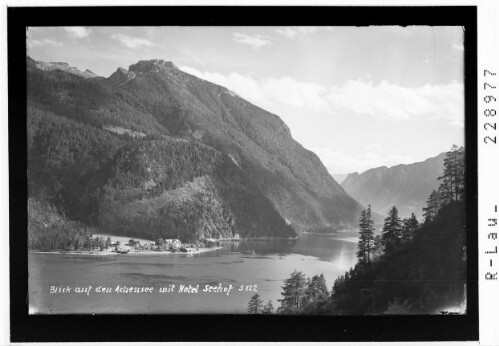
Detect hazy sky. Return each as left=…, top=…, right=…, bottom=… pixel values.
left=27, top=26, right=465, bottom=174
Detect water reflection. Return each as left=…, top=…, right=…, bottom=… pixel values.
left=221, top=232, right=359, bottom=262
left=222, top=239, right=296, bottom=254
left=29, top=233, right=359, bottom=314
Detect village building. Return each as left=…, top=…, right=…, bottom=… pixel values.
left=170, top=239, right=182, bottom=251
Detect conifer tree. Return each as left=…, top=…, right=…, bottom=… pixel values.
left=381, top=206, right=402, bottom=253
left=365, top=205, right=375, bottom=261
left=357, top=205, right=376, bottom=263
left=372, top=234, right=383, bottom=258
left=262, top=300, right=274, bottom=314
left=438, top=145, right=465, bottom=203
left=302, top=273, right=329, bottom=307
left=277, top=270, right=307, bottom=314
left=423, top=189, right=441, bottom=223
left=401, top=213, right=419, bottom=244
left=357, top=209, right=368, bottom=263
left=247, top=293, right=264, bottom=314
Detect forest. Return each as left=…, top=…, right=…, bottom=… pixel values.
left=27, top=60, right=297, bottom=251
left=247, top=146, right=467, bottom=315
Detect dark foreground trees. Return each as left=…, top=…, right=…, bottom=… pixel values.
left=262, top=300, right=274, bottom=314
left=254, top=145, right=466, bottom=315
left=248, top=271, right=330, bottom=315
left=277, top=270, right=307, bottom=314
left=357, top=205, right=375, bottom=264
left=438, top=145, right=465, bottom=203
left=401, top=213, right=419, bottom=244
left=327, top=145, right=466, bottom=315
left=247, top=294, right=264, bottom=314
left=329, top=199, right=466, bottom=315
left=381, top=206, right=403, bottom=254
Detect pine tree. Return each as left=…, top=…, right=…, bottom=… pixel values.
left=262, top=300, right=274, bottom=314
left=277, top=270, right=307, bottom=314
left=381, top=206, right=402, bottom=253
left=301, top=273, right=329, bottom=307
left=356, top=209, right=368, bottom=263
left=401, top=213, right=419, bottom=244
left=372, top=234, right=383, bottom=258
left=247, top=293, right=263, bottom=314
left=423, top=189, right=441, bottom=223
left=365, top=205, right=375, bottom=261
left=356, top=205, right=375, bottom=264
left=438, top=145, right=465, bottom=203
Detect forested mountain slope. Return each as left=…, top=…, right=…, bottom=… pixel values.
left=261, top=147, right=467, bottom=315
left=27, top=57, right=363, bottom=245
left=341, top=153, right=446, bottom=219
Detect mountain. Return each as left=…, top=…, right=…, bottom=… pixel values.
left=27, top=57, right=363, bottom=243
left=341, top=153, right=446, bottom=219
left=31, top=58, right=99, bottom=79
left=332, top=174, right=349, bottom=184
left=328, top=200, right=466, bottom=315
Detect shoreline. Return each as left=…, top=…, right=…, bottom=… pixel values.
left=237, top=236, right=298, bottom=241
left=29, top=247, right=223, bottom=256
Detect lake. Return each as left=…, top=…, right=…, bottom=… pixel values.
left=28, top=232, right=359, bottom=314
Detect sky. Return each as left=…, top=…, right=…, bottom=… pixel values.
left=27, top=26, right=465, bottom=174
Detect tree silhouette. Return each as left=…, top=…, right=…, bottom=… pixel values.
left=423, top=189, right=441, bottom=223
left=438, top=145, right=465, bottom=203
left=277, top=270, right=307, bottom=314
left=262, top=300, right=274, bottom=314
left=357, top=204, right=376, bottom=264
left=401, top=213, right=419, bottom=244
left=247, top=294, right=263, bottom=314
left=381, top=206, right=402, bottom=253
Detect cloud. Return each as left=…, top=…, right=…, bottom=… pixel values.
left=64, top=27, right=91, bottom=38
left=325, top=80, right=464, bottom=126
left=180, top=66, right=328, bottom=113
left=232, top=32, right=271, bottom=50
left=452, top=43, right=464, bottom=51
left=28, top=38, right=63, bottom=48
left=180, top=66, right=464, bottom=129
left=276, top=27, right=317, bottom=39
left=111, top=34, right=154, bottom=49
left=312, top=147, right=415, bottom=175
left=180, top=66, right=268, bottom=105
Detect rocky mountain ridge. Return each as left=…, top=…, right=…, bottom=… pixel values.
left=27, top=56, right=364, bottom=243
left=31, top=58, right=99, bottom=79
left=341, top=153, right=446, bottom=219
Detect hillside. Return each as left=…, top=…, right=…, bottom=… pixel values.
left=328, top=200, right=466, bottom=315
left=266, top=147, right=466, bottom=315
left=27, top=57, right=363, bottom=244
left=329, top=146, right=466, bottom=314
left=31, top=59, right=99, bottom=79
left=341, top=153, right=446, bottom=219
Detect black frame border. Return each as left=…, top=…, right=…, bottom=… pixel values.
left=8, top=6, right=478, bottom=342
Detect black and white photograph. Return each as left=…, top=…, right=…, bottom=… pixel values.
left=25, top=24, right=468, bottom=316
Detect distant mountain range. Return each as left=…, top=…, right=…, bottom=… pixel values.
left=27, top=57, right=364, bottom=242
left=332, top=174, right=349, bottom=184
left=32, top=59, right=100, bottom=79
left=341, top=153, right=446, bottom=219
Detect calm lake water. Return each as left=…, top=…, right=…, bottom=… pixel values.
left=28, top=232, right=359, bottom=314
